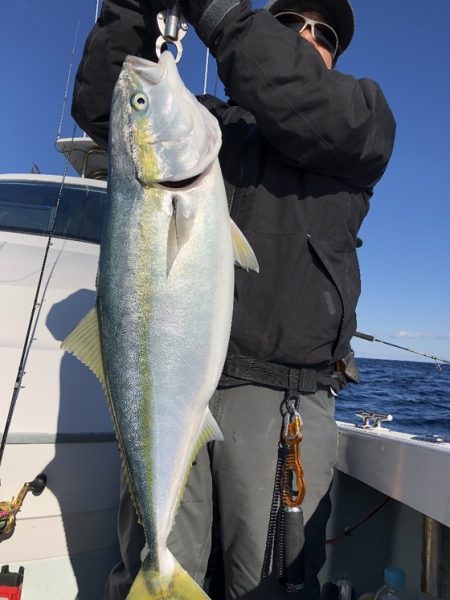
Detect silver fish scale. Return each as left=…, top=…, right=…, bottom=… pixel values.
left=98, top=52, right=233, bottom=567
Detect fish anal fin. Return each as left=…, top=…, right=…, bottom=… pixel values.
left=185, top=409, right=223, bottom=495
left=198, top=408, right=223, bottom=447
left=61, top=306, right=106, bottom=390
left=230, top=219, right=259, bottom=273
left=170, top=408, right=223, bottom=533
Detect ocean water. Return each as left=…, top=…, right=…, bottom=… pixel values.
left=335, top=358, right=450, bottom=438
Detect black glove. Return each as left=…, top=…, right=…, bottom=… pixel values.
left=149, top=0, right=173, bottom=14
left=178, top=0, right=242, bottom=47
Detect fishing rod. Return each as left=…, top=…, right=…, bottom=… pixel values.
left=354, top=331, right=450, bottom=366
left=0, top=20, right=86, bottom=535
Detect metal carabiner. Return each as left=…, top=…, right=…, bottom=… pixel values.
left=281, top=409, right=305, bottom=508
left=155, top=4, right=188, bottom=63
left=282, top=409, right=303, bottom=444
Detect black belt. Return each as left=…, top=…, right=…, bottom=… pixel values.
left=223, top=355, right=347, bottom=396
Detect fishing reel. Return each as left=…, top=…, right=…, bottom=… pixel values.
left=0, top=474, right=46, bottom=537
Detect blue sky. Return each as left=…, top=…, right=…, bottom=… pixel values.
left=1, top=0, right=449, bottom=363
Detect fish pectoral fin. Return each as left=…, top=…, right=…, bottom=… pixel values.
left=230, top=218, right=259, bottom=273
left=167, top=195, right=194, bottom=276
left=60, top=306, right=107, bottom=390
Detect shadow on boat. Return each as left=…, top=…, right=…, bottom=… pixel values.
left=45, top=289, right=120, bottom=599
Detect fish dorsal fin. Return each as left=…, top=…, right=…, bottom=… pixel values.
left=61, top=306, right=107, bottom=390
left=230, top=219, right=259, bottom=273
left=61, top=309, right=144, bottom=531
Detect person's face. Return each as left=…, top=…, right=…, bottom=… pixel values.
left=298, top=11, right=334, bottom=69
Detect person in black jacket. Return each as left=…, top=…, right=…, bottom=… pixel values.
left=72, top=0, right=395, bottom=598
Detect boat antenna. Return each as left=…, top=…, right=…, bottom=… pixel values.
left=354, top=331, right=450, bottom=367
left=203, top=48, right=210, bottom=94
left=55, top=19, right=81, bottom=142
left=202, top=48, right=221, bottom=97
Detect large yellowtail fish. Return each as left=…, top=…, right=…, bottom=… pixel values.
left=62, top=51, right=258, bottom=599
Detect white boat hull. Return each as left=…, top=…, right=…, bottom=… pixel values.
left=0, top=175, right=121, bottom=598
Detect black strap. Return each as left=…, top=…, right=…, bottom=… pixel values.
left=197, top=0, right=240, bottom=45
left=223, top=355, right=321, bottom=395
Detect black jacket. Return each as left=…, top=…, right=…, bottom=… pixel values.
left=72, top=0, right=396, bottom=370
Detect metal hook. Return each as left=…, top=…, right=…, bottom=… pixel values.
left=156, top=9, right=188, bottom=63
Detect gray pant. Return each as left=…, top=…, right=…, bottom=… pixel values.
left=103, top=384, right=338, bottom=600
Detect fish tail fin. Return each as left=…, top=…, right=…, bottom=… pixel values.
left=127, top=553, right=210, bottom=599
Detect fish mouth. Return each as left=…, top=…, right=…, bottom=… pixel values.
left=141, top=163, right=213, bottom=190
left=123, top=55, right=165, bottom=85
left=137, top=159, right=210, bottom=187
left=158, top=175, right=200, bottom=189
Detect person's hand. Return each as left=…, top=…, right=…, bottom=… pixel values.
left=177, top=0, right=242, bottom=46
left=151, top=0, right=174, bottom=14
left=177, top=0, right=204, bottom=24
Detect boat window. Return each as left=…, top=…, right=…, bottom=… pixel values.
left=0, top=180, right=106, bottom=244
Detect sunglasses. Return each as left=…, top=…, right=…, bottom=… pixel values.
left=275, top=12, right=339, bottom=58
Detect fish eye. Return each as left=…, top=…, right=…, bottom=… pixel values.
left=130, top=93, right=148, bottom=111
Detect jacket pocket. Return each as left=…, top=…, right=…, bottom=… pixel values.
left=306, top=235, right=359, bottom=356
